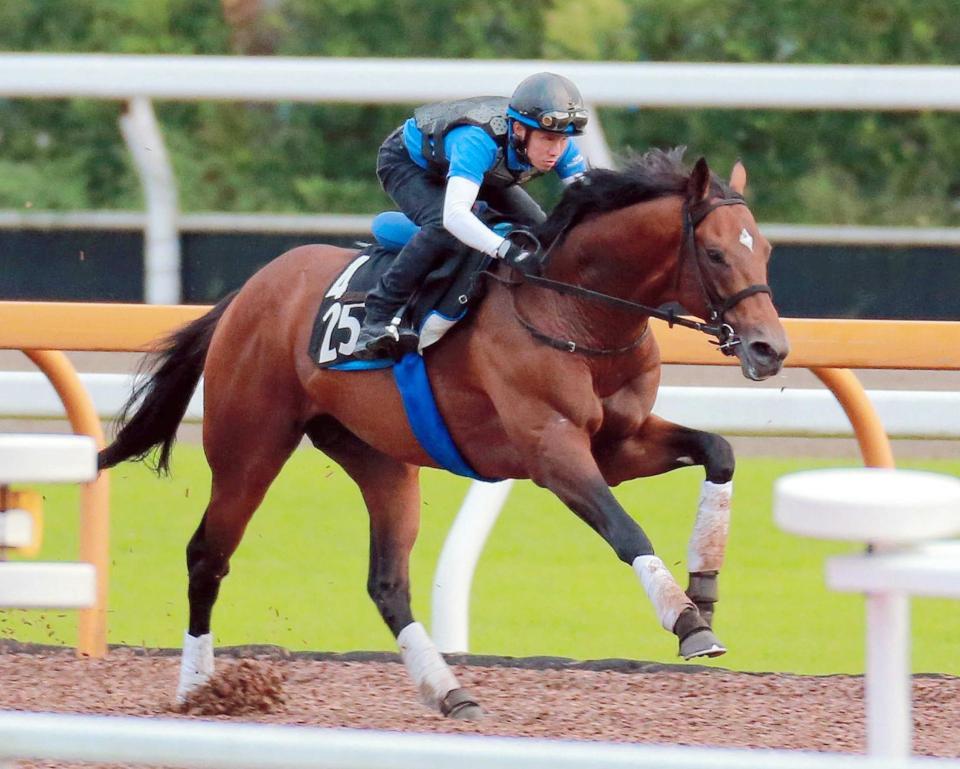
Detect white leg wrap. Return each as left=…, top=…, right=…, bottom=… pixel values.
left=632, top=555, right=695, bottom=632
left=397, top=622, right=460, bottom=710
left=175, top=631, right=214, bottom=704
left=687, top=480, right=732, bottom=573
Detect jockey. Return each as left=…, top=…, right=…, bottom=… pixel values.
left=352, top=71, right=589, bottom=360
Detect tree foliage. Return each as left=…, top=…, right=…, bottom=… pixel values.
left=1, top=0, right=959, bottom=224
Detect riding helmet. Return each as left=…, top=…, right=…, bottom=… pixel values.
left=507, top=72, right=589, bottom=136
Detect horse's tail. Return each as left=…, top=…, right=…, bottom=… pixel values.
left=98, top=290, right=239, bottom=475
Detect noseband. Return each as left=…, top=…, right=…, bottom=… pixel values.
left=489, top=196, right=773, bottom=356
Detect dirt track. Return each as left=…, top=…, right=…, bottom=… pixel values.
left=2, top=643, right=960, bottom=767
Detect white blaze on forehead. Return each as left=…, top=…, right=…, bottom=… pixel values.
left=739, top=228, right=754, bottom=252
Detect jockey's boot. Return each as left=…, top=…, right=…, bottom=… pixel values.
left=352, top=310, right=418, bottom=361
left=355, top=228, right=444, bottom=360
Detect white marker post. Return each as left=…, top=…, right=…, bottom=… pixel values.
left=774, top=468, right=960, bottom=759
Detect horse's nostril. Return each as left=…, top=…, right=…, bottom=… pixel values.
left=749, top=341, right=780, bottom=364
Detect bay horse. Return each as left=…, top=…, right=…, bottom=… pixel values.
left=100, top=148, right=788, bottom=720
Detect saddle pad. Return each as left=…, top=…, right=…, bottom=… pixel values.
left=393, top=353, right=501, bottom=482
left=308, top=243, right=490, bottom=370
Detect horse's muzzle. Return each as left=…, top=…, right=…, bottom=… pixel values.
left=734, top=333, right=789, bottom=381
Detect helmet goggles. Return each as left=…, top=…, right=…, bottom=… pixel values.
left=536, top=108, right=589, bottom=133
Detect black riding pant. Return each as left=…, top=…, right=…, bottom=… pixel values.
left=365, top=128, right=547, bottom=321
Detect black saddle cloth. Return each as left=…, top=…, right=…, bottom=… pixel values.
left=309, top=242, right=491, bottom=369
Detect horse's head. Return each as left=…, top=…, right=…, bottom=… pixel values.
left=677, top=158, right=789, bottom=381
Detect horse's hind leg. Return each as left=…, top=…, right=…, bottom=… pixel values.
left=306, top=417, right=482, bottom=720
left=598, top=414, right=735, bottom=651
left=176, top=411, right=302, bottom=704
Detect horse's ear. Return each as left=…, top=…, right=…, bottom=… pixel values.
left=729, top=159, right=747, bottom=195
left=687, top=157, right=711, bottom=202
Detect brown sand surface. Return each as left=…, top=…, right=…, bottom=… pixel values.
left=2, top=644, right=960, bottom=768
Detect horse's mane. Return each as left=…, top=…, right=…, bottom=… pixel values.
left=536, top=146, right=729, bottom=249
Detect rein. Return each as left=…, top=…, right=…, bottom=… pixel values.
left=493, top=196, right=772, bottom=356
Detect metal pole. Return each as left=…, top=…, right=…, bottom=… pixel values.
left=431, top=479, right=514, bottom=652
left=23, top=350, right=109, bottom=658
left=811, top=367, right=895, bottom=468
left=119, top=96, right=181, bottom=304
left=865, top=589, right=911, bottom=758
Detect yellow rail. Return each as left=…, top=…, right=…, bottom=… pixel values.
left=1, top=301, right=959, bottom=370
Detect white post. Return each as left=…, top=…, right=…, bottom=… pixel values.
left=578, top=104, right=615, bottom=169
left=119, top=96, right=181, bottom=304
left=431, top=479, right=514, bottom=652
left=865, top=589, right=911, bottom=758
left=775, top=469, right=960, bottom=762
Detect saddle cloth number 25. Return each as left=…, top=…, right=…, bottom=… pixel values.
left=317, top=301, right=364, bottom=363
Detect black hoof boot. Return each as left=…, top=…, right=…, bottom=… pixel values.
left=686, top=571, right=718, bottom=628
left=674, top=606, right=727, bottom=660
left=440, top=687, right=483, bottom=721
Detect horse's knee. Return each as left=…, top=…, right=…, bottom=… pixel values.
left=700, top=433, right=734, bottom=484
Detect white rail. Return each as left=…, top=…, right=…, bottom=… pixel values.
left=5, top=209, right=960, bottom=247
left=4, top=54, right=960, bottom=302
left=3, top=372, right=959, bottom=440
left=0, top=711, right=953, bottom=769
left=4, top=55, right=960, bottom=110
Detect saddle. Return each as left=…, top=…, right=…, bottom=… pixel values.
left=309, top=212, right=505, bottom=370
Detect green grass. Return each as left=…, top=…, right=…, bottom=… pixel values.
left=3, top=445, right=960, bottom=675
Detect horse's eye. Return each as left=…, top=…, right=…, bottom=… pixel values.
left=706, top=248, right=725, bottom=264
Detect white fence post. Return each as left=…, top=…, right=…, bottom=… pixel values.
left=432, top=479, right=514, bottom=653
left=119, top=96, right=181, bottom=304
left=865, top=589, right=911, bottom=757
left=578, top=104, right=615, bottom=169
left=774, top=468, right=960, bottom=759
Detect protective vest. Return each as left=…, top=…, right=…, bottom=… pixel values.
left=413, top=96, right=541, bottom=188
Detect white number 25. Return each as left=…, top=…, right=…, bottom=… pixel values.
left=317, top=302, right=364, bottom=363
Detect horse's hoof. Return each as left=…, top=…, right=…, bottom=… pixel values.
left=440, top=687, right=483, bottom=721
left=679, top=628, right=727, bottom=660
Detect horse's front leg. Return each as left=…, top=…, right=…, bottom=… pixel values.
left=520, top=414, right=724, bottom=660
left=596, top=413, right=735, bottom=632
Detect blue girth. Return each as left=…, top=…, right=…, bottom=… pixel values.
left=392, top=353, right=500, bottom=483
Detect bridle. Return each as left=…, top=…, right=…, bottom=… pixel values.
left=679, top=196, right=773, bottom=355
left=488, top=195, right=773, bottom=357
